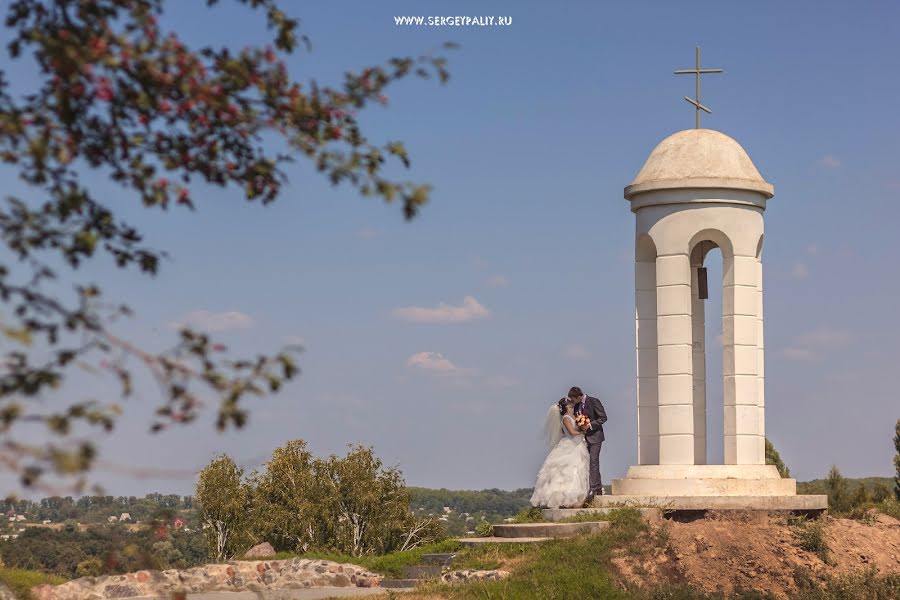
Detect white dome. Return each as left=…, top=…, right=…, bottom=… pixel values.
left=624, top=129, right=774, bottom=199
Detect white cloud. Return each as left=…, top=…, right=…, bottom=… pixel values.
left=795, top=327, right=853, bottom=349
left=804, top=244, right=818, bottom=256
left=783, top=347, right=817, bottom=361
left=281, top=335, right=305, bottom=347
left=819, top=155, right=841, bottom=169
left=564, top=344, right=590, bottom=360
left=406, top=352, right=460, bottom=373
left=791, top=263, right=810, bottom=279
left=486, top=275, right=511, bottom=288
left=487, top=375, right=518, bottom=389
left=170, top=310, right=254, bottom=332
left=392, top=296, right=489, bottom=324
left=357, top=227, right=378, bottom=239
left=782, top=328, right=853, bottom=361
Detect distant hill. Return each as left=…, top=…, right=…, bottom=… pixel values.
left=408, top=487, right=533, bottom=517
left=796, top=476, right=894, bottom=496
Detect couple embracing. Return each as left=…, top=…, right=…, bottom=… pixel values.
left=530, top=386, right=608, bottom=509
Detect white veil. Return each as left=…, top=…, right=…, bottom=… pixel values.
left=543, top=404, right=564, bottom=449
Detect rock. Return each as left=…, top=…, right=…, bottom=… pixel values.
left=103, top=584, right=139, bottom=598
left=442, top=570, right=510, bottom=584
left=244, top=542, right=276, bottom=558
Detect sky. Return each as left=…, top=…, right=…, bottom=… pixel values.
left=2, top=0, right=899, bottom=497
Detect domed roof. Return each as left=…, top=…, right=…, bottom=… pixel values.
left=624, top=129, right=774, bottom=199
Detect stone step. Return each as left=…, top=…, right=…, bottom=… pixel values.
left=402, top=565, right=442, bottom=579
left=456, top=536, right=553, bottom=545
left=586, top=494, right=828, bottom=512
left=380, top=578, right=421, bottom=588
left=492, top=521, right=611, bottom=539
left=420, top=552, right=457, bottom=565
left=542, top=507, right=663, bottom=522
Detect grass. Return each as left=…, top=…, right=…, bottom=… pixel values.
left=406, top=508, right=650, bottom=599
left=788, top=516, right=830, bottom=563
left=298, top=539, right=463, bottom=578
left=0, top=567, right=67, bottom=600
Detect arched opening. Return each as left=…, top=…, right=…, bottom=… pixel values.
left=691, top=243, right=724, bottom=465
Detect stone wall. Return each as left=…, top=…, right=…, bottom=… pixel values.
left=31, top=558, right=381, bottom=600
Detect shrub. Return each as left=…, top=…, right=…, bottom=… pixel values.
left=791, top=517, right=829, bottom=562
left=510, top=507, right=544, bottom=524
left=75, top=558, right=103, bottom=578
left=474, top=521, right=493, bottom=538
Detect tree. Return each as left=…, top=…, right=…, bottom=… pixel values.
left=195, top=455, right=250, bottom=560
left=825, top=465, right=850, bottom=513
left=312, top=445, right=441, bottom=556
left=894, top=418, right=900, bottom=500
left=0, top=0, right=452, bottom=489
left=764, top=437, right=791, bottom=478
left=248, top=439, right=318, bottom=552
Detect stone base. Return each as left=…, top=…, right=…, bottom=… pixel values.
left=612, top=464, right=797, bottom=497
left=588, top=494, right=828, bottom=512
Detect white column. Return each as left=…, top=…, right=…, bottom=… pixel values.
left=756, top=258, right=766, bottom=465
left=690, top=257, right=707, bottom=465
left=656, top=253, right=694, bottom=465
left=636, top=259, right=659, bottom=465
left=723, top=255, right=761, bottom=464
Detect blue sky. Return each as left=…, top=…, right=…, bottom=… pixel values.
left=3, top=0, right=900, bottom=496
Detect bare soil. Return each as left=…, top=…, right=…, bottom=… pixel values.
left=612, top=510, right=900, bottom=598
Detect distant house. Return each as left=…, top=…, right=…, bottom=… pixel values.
left=438, top=516, right=449, bottom=522
left=442, top=506, right=451, bottom=514
left=119, top=513, right=132, bottom=522
left=42, top=519, right=52, bottom=525
left=14, top=515, right=26, bottom=522
left=174, top=518, right=185, bottom=529
left=108, top=516, right=118, bottom=523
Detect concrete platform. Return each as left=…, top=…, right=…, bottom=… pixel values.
left=611, top=464, right=800, bottom=496
left=587, top=494, right=827, bottom=512
left=542, top=507, right=663, bottom=522
left=457, top=536, right=553, bottom=545
left=493, top=521, right=611, bottom=539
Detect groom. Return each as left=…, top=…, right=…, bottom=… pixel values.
left=569, top=386, right=608, bottom=506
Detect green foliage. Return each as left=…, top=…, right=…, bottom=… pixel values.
left=790, top=516, right=830, bottom=562
left=74, top=558, right=103, bottom=578
left=198, top=441, right=445, bottom=558
left=408, top=487, right=533, bottom=517
left=0, top=524, right=206, bottom=578
left=510, top=506, right=545, bottom=524
left=557, top=508, right=641, bottom=524
left=894, top=419, right=900, bottom=500
left=195, top=455, right=252, bottom=560
left=825, top=465, right=851, bottom=513
left=765, top=437, right=791, bottom=478
left=0, top=567, right=67, bottom=600
left=876, top=498, right=900, bottom=520
left=792, top=569, right=900, bottom=600
left=473, top=521, right=493, bottom=538
left=0, top=0, right=451, bottom=489
left=428, top=509, right=648, bottom=599
left=301, top=539, right=461, bottom=578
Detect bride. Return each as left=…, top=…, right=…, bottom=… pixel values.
left=530, top=397, right=589, bottom=509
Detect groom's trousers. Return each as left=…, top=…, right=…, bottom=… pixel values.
left=587, top=440, right=603, bottom=493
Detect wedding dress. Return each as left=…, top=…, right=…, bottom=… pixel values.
left=530, top=412, right=590, bottom=509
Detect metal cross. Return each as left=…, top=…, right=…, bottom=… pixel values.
left=674, top=47, right=723, bottom=129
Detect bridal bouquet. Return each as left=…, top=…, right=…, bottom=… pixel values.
left=575, top=414, right=590, bottom=430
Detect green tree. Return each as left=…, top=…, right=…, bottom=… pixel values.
left=764, top=437, right=791, bottom=478
left=248, top=439, right=318, bottom=552
left=0, top=0, right=451, bottom=489
left=825, top=465, right=850, bottom=513
left=75, top=557, right=103, bottom=578
left=196, top=455, right=250, bottom=560
left=894, top=418, right=900, bottom=500
left=312, top=445, right=442, bottom=556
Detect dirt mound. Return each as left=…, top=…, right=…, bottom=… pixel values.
left=612, top=511, right=900, bottom=598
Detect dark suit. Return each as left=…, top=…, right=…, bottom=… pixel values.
left=576, top=396, right=607, bottom=493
